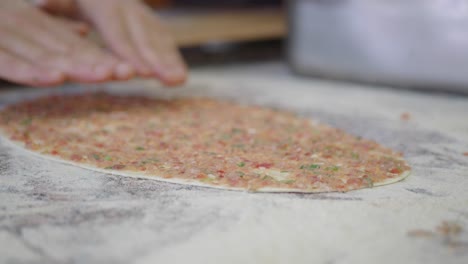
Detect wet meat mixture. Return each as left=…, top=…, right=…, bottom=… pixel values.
left=0, top=93, right=410, bottom=191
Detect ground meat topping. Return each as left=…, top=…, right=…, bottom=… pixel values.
left=0, top=93, right=411, bottom=192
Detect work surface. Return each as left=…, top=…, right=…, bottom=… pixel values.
left=1, top=63, right=467, bottom=264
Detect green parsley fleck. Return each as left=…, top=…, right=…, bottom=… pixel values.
left=104, top=155, right=112, bottom=161
left=141, top=158, right=159, bottom=164
left=237, top=162, right=245, bottom=167
left=135, top=146, right=145, bottom=151
left=221, top=134, right=231, bottom=140
left=326, top=166, right=340, bottom=171
left=21, top=118, right=32, bottom=126
left=351, top=152, right=360, bottom=159
left=200, top=178, right=214, bottom=183
left=233, top=144, right=245, bottom=149
left=92, top=153, right=100, bottom=160
left=281, top=179, right=296, bottom=184
left=301, top=164, right=320, bottom=170
left=364, top=177, right=374, bottom=188
left=231, top=128, right=243, bottom=134
left=261, top=175, right=274, bottom=181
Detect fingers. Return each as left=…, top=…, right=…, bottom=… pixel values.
left=0, top=18, right=108, bottom=83
left=34, top=12, right=126, bottom=82
left=1, top=0, right=181, bottom=86
left=124, top=8, right=187, bottom=86
left=80, top=0, right=187, bottom=86
left=0, top=7, right=133, bottom=84
left=85, top=4, right=153, bottom=77
left=0, top=48, right=65, bottom=87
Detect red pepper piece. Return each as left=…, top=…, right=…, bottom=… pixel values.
left=254, top=163, right=273, bottom=169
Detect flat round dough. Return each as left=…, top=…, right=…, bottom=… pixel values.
left=0, top=93, right=410, bottom=192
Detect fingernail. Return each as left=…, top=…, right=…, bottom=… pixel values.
left=173, top=66, right=186, bottom=76
left=40, top=70, right=62, bottom=82
left=164, top=65, right=185, bottom=79
left=115, top=63, right=134, bottom=79
left=93, top=65, right=111, bottom=79
left=140, top=67, right=153, bottom=77
left=49, top=70, right=64, bottom=81
left=55, top=59, right=70, bottom=71
left=36, top=70, right=64, bottom=86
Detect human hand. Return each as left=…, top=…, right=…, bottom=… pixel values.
left=38, top=0, right=187, bottom=86
left=0, top=0, right=186, bottom=87
left=75, top=0, right=187, bottom=85
left=0, top=0, right=136, bottom=87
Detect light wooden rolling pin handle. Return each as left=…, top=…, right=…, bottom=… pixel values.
left=164, top=8, right=286, bottom=47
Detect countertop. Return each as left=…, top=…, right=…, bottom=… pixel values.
left=1, top=62, right=467, bottom=264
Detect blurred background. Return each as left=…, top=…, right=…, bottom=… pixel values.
left=146, top=0, right=468, bottom=94
left=144, top=0, right=285, bottom=66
